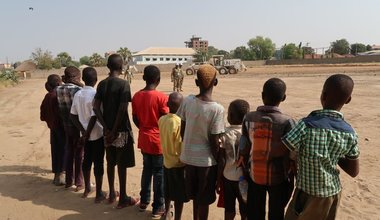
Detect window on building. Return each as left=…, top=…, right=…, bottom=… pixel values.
left=179, top=58, right=183, bottom=61
left=160, top=58, right=164, bottom=61
left=172, top=58, right=177, bottom=61
left=166, top=58, right=170, bottom=61
left=153, top=58, right=157, bottom=61
left=184, top=58, right=188, bottom=61
left=145, top=58, right=150, bottom=61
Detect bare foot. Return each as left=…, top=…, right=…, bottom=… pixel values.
left=94, top=191, right=107, bottom=203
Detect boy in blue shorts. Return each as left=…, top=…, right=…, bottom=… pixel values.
left=282, top=74, right=360, bottom=220
left=177, top=64, right=225, bottom=220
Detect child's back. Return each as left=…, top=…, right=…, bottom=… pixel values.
left=177, top=94, right=224, bottom=166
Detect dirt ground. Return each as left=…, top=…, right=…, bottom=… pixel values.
left=0, top=65, right=379, bottom=220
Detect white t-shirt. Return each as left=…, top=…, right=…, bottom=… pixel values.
left=221, top=125, right=243, bottom=181
left=176, top=95, right=225, bottom=167
left=70, top=86, right=103, bottom=141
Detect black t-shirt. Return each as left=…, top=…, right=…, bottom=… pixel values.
left=94, top=76, right=132, bottom=132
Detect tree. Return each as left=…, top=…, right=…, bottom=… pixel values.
left=231, top=46, right=255, bottom=60
left=79, top=56, right=91, bottom=65
left=31, top=48, right=54, bottom=70
left=247, top=36, right=276, bottom=60
left=117, top=47, right=132, bottom=64
left=193, top=51, right=208, bottom=62
left=52, top=58, right=62, bottom=69
left=350, top=43, right=367, bottom=55
left=217, top=50, right=231, bottom=59
left=282, top=43, right=302, bottom=59
left=366, top=44, right=373, bottom=51
left=89, top=53, right=106, bottom=67
left=207, top=46, right=219, bottom=58
left=56, top=52, right=72, bottom=67
left=331, top=39, right=350, bottom=55
left=302, top=46, right=314, bottom=55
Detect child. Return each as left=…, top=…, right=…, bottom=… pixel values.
left=56, top=66, right=84, bottom=190
left=40, top=74, right=65, bottom=186
left=158, top=92, right=188, bottom=220
left=132, top=65, right=169, bottom=219
left=70, top=67, right=105, bottom=202
left=176, top=64, right=225, bottom=220
left=217, top=99, right=250, bottom=220
left=282, top=74, right=359, bottom=220
left=93, top=54, right=138, bottom=208
left=238, top=78, right=295, bottom=220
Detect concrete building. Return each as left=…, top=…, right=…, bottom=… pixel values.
left=132, top=47, right=195, bottom=65
left=185, top=35, right=208, bottom=52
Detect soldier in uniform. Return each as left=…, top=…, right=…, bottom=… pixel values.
left=171, top=64, right=184, bottom=92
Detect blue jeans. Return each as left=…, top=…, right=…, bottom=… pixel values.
left=140, top=153, right=164, bottom=210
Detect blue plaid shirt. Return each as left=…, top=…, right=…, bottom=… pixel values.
left=282, top=109, right=359, bottom=197
left=56, top=83, right=81, bottom=127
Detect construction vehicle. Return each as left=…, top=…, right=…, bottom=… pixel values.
left=185, top=55, right=244, bottom=75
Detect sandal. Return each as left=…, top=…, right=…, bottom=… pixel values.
left=94, top=191, right=107, bottom=203
left=107, top=191, right=120, bottom=204
left=116, top=197, right=140, bottom=209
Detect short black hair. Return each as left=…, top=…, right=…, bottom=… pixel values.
left=47, top=74, right=61, bottom=89
left=64, top=66, right=80, bottom=79
left=228, top=99, right=250, bottom=124
left=262, top=78, right=286, bottom=105
left=143, top=65, right=160, bottom=84
left=323, top=74, right=354, bottom=106
left=82, top=67, right=97, bottom=85
left=107, top=54, right=123, bottom=71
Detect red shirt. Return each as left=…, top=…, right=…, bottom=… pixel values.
left=40, top=90, right=63, bottom=130
left=132, top=90, right=169, bottom=154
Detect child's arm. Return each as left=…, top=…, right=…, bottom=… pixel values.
left=70, top=114, right=86, bottom=135
left=110, top=102, right=128, bottom=138
left=132, top=114, right=139, bottom=128
left=210, top=133, right=223, bottom=164
left=93, top=99, right=108, bottom=132
left=338, top=157, right=359, bottom=177
left=180, top=120, right=186, bottom=140
left=216, top=138, right=226, bottom=193
left=40, top=95, right=48, bottom=122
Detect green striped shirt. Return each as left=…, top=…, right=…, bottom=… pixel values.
left=282, top=109, right=359, bottom=197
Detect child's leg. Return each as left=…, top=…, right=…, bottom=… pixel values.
left=152, top=155, right=164, bottom=211
left=105, top=147, right=117, bottom=202
left=268, top=181, right=289, bottom=220
left=93, top=138, right=105, bottom=199
left=81, top=140, right=92, bottom=197
left=64, top=126, right=74, bottom=187
left=247, top=178, right=267, bottom=220
left=174, top=201, right=184, bottom=220
left=223, top=177, right=237, bottom=220
left=73, top=131, right=84, bottom=188
left=140, top=153, right=153, bottom=205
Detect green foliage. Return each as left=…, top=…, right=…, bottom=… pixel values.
left=89, top=53, right=106, bottom=67
left=247, top=36, right=276, bottom=60
left=0, top=69, right=19, bottom=84
left=331, top=39, right=350, bottom=55
left=217, top=50, right=231, bottom=59
left=282, top=43, right=302, bottom=59
left=231, top=46, right=255, bottom=60
left=31, top=48, right=54, bottom=70
left=56, top=52, right=72, bottom=67
left=52, top=58, right=62, bottom=69
left=302, top=47, right=314, bottom=55
left=350, top=43, right=367, bottom=55
left=193, top=51, right=208, bottom=62
left=366, top=44, right=372, bottom=51
left=79, top=56, right=91, bottom=65
left=117, top=47, right=132, bottom=64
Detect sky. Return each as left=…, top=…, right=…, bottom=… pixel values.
left=1, top=0, right=380, bottom=63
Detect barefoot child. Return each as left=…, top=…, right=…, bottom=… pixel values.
left=238, top=78, right=295, bottom=220
left=176, top=64, right=225, bottom=220
left=40, top=74, right=65, bottom=186
left=56, top=67, right=84, bottom=190
left=158, top=92, right=189, bottom=220
left=132, top=65, right=169, bottom=218
left=70, top=67, right=106, bottom=202
left=283, top=74, right=359, bottom=220
left=93, top=54, right=138, bottom=208
left=217, top=99, right=250, bottom=220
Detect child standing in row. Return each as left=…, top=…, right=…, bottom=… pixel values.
left=70, top=67, right=106, bottom=202
left=177, top=64, right=225, bottom=220
left=218, top=99, right=250, bottom=220
left=158, top=92, right=188, bottom=220
left=56, top=66, right=84, bottom=190
left=238, top=78, right=295, bottom=220
left=40, top=74, right=65, bottom=186
left=283, top=74, right=359, bottom=220
left=132, top=65, right=169, bottom=218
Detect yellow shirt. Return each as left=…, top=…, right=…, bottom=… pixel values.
left=158, top=113, right=184, bottom=168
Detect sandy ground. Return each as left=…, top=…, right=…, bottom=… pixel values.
left=0, top=65, right=379, bottom=220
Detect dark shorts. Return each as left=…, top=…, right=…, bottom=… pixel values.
left=185, top=165, right=217, bottom=205
left=223, top=177, right=247, bottom=215
left=83, top=137, right=105, bottom=176
left=164, top=166, right=189, bottom=203
left=105, top=135, right=135, bottom=168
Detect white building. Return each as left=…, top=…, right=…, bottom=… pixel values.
left=132, top=47, right=195, bottom=65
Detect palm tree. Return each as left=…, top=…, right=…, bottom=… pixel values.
left=89, top=53, right=106, bottom=67
left=117, top=47, right=132, bottom=64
